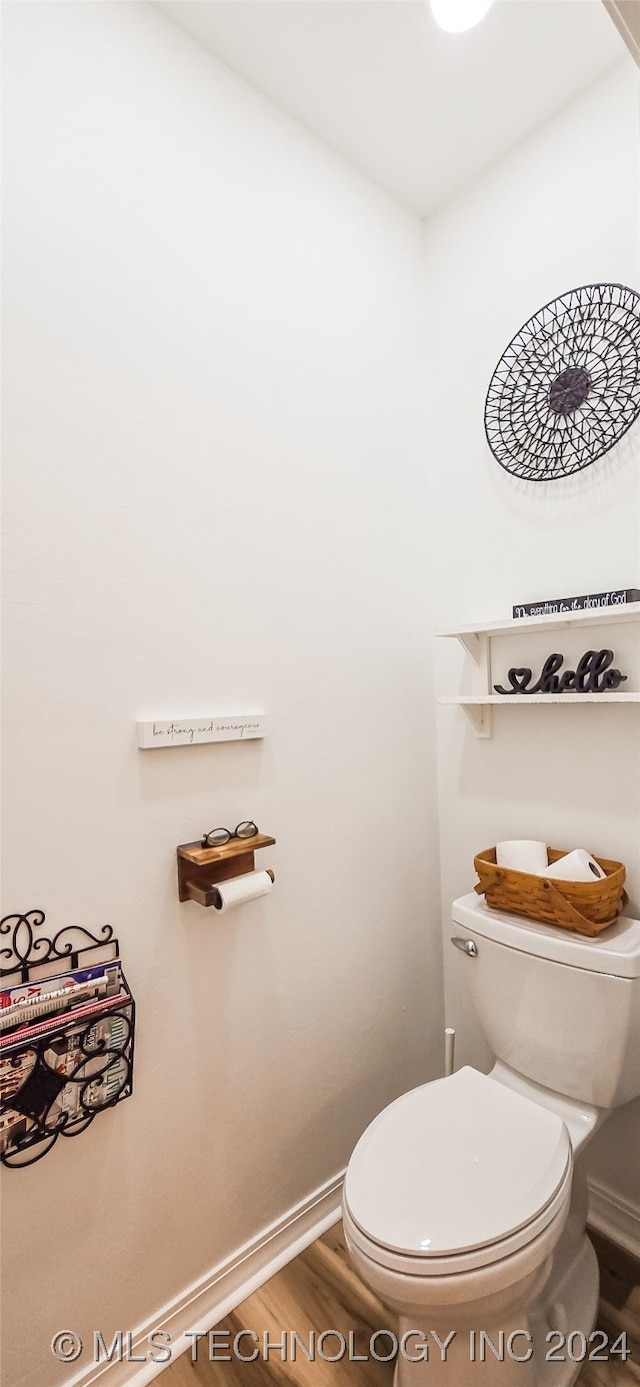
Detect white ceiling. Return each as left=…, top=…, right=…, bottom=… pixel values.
left=152, top=0, right=628, bottom=217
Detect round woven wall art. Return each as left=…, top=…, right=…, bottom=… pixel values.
left=484, top=282, right=640, bottom=481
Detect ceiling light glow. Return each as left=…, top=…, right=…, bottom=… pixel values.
left=430, top=0, right=495, bottom=34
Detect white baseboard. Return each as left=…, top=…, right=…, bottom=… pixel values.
left=588, top=1177, right=640, bottom=1261
left=63, top=1169, right=345, bottom=1387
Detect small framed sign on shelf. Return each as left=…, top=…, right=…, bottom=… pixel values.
left=512, top=588, right=639, bottom=619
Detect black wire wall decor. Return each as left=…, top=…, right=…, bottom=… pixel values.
left=0, top=911, right=135, bottom=1168
left=484, top=282, right=640, bottom=481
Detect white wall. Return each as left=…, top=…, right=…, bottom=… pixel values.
left=3, top=6, right=639, bottom=1383
left=0, top=5, right=444, bottom=1385
left=425, top=62, right=640, bottom=1247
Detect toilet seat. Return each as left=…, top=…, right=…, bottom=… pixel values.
left=344, top=1169, right=571, bottom=1277
left=344, top=1066, right=572, bottom=1276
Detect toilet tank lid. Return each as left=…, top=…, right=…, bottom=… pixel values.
left=452, top=894, right=640, bottom=978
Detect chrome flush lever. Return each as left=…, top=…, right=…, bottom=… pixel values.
left=451, top=936, right=478, bottom=957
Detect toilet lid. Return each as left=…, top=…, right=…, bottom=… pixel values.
left=344, top=1067, right=570, bottom=1258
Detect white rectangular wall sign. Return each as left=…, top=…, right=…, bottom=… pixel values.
left=137, top=715, right=267, bottom=749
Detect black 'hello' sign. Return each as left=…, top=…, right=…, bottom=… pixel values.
left=494, top=649, right=628, bottom=696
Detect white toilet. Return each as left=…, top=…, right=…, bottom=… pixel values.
left=343, top=893, right=640, bottom=1386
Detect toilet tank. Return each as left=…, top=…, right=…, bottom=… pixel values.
left=451, top=895, right=640, bottom=1109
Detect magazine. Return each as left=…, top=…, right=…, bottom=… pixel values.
left=0, top=961, right=123, bottom=1033
left=0, top=988, right=132, bottom=1052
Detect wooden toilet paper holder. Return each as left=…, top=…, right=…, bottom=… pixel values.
left=177, top=833, right=276, bottom=907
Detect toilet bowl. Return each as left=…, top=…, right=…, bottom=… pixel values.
left=342, top=1067, right=578, bottom=1385
left=343, top=899, right=640, bottom=1384
left=344, top=904, right=640, bottom=1381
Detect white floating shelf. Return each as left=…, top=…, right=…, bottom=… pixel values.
left=437, top=601, right=640, bottom=652
left=438, top=693, right=640, bottom=738
left=441, top=693, right=640, bottom=704
left=436, top=603, right=640, bottom=737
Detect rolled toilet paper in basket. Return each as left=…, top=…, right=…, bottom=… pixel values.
left=496, top=840, right=548, bottom=873
left=541, top=849, right=605, bottom=883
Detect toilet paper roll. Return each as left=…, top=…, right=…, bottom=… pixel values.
left=212, top=869, right=274, bottom=912
left=541, top=849, right=605, bottom=883
left=496, top=840, right=549, bottom=873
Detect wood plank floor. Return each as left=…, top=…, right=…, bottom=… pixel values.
left=163, top=1223, right=640, bottom=1386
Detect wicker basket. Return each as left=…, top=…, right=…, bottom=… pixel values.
left=473, top=847, right=626, bottom=938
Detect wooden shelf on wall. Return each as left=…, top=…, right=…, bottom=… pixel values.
left=177, top=834, right=275, bottom=868
left=177, top=834, right=276, bottom=906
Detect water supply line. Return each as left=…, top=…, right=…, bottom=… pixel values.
left=444, top=1027, right=456, bottom=1077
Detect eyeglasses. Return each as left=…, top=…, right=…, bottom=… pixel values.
left=201, top=821, right=258, bottom=849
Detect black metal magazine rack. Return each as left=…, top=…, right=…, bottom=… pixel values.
left=0, top=910, right=135, bottom=1168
